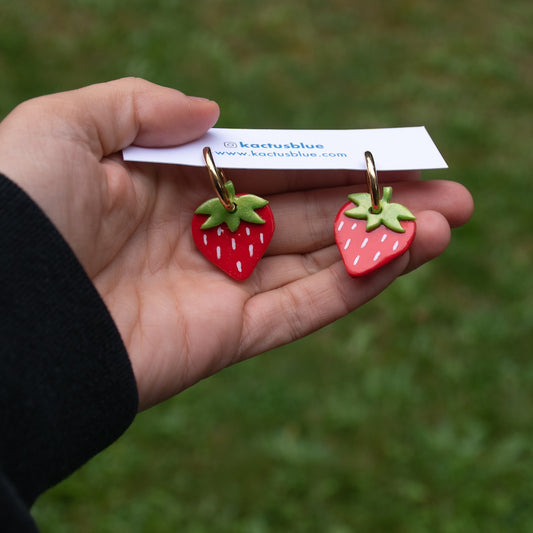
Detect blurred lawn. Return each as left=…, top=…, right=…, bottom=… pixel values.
left=2, top=0, right=532, bottom=531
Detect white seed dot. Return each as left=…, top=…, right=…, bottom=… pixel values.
left=344, top=238, right=351, bottom=250
left=246, top=227, right=251, bottom=236
left=217, top=227, right=224, bottom=236
left=373, top=251, right=381, bottom=262
left=361, top=237, right=369, bottom=248
left=236, top=261, right=242, bottom=273
left=393, top=240, right=399, bottom=251
left=216, top=246, right=221, bottom=260
left=249, top=244, right=254, bottom=257
left=203, top=234, right=208, bottom=246
left=381, top=234, right=387, bottom=242
left=337, top=221, right=344, bottom=232
left=351, top=222, right=358, bottom=230
left=231, top=238, right=236, bottom=250
left=260, top=233, right=264, bottom=244
left=353, top=255, right=360, bottom=266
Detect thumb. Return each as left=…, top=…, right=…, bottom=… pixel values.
left=18, top=77, right=220, bottom=157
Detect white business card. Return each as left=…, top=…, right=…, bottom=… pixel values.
left=123, top=126, right=447, bottom=171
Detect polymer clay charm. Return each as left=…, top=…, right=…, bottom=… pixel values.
left=334, top=151, right=416, bottom=276
left=192, top=147, right=275, bottom=280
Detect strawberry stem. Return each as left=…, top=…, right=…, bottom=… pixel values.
left=195, top=181, right=269, bottom=232
left=382, top=187, right=393, bottom=203
left=344, top=186, right=415, bottom=233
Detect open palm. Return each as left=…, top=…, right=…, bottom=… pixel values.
left=0, top=78, right=473, bottom=410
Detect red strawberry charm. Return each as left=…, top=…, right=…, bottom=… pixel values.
left=192, top=180, right=274, bottom=280
left=335, top=186, right=416, bottom=277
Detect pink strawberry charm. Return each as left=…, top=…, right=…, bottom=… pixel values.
left=334, top=186, right=416, bottom=276
left=192, top=180, right=274, bottom=280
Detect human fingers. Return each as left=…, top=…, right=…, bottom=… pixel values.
left=227, top=168, right=421, bottom=196
left=238, top=203, right=460, bottom=357
left=389, top=179, right=474, bottom=228
left=247, top=208, right=452, bottom=294
left=402, top=210, right=451, bottom=274
left=266, top=179, right=473, bottom=256
left=240, top=254, right=409, bottom=358
left=6, top=77, right=220, bottom=157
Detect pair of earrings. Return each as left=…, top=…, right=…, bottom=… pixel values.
left=192, top=148, right=416, bottom=280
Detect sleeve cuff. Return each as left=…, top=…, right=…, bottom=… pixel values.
left=0, top=174, right=139, bottom=505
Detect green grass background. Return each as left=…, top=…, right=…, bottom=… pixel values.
left=2, top=0, right=532, bottom=531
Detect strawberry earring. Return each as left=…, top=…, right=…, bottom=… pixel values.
left=191, top=147, right=275, bottom=280
left=334, top=151, right=416, bottom=276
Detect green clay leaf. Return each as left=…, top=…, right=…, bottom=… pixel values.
left=345, top=192, right=374, bottom=219
left=344, top=186, right=415, bottom=233
left=195, top=197, right=230, bottom=229
left=221, top=210, right=244, bottom=232
left=380, top=202, right=416, bottom=232
left=195, top=181, right=268, bottom=232
left=235, top=195, right=268, bottom=224
left=224, top=181, right=236, bottom=198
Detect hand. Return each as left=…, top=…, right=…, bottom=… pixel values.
left=0, top=78, right=473, bottom=410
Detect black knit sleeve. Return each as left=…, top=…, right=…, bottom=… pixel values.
left=0, top=174, right=139, bottom=531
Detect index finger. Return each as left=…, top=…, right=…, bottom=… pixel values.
left=226, top=168, right=421, bottom=195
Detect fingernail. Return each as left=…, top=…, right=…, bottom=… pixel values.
left=188, top=95, right=214, bottom=103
